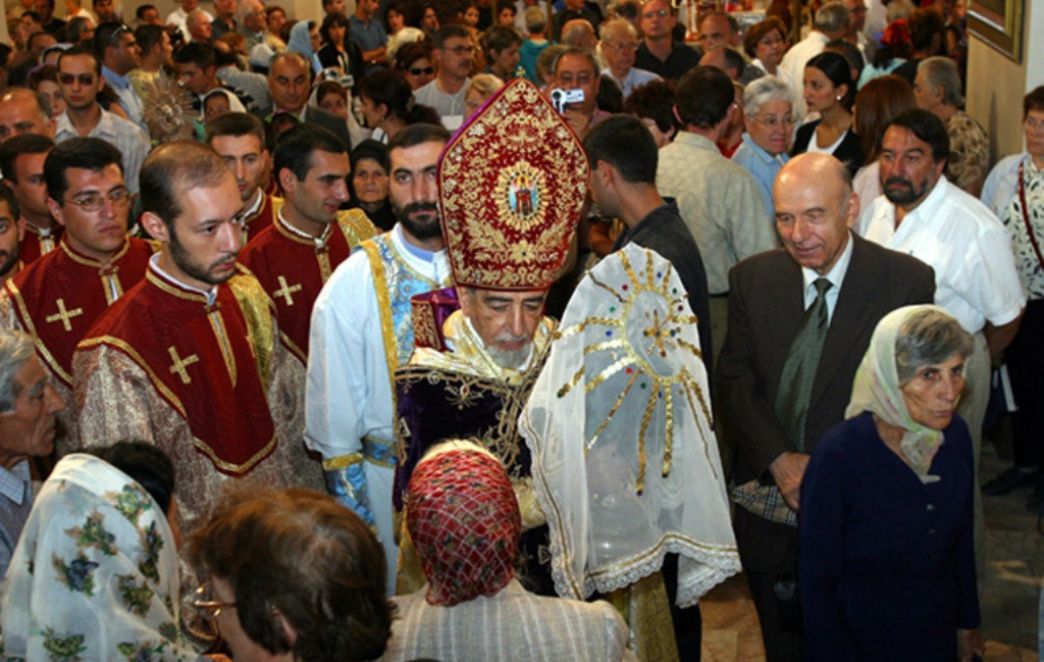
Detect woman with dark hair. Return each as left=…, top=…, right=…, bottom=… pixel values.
left=791, top=51, right=863, bottom=176
left=744, top=17, right=789, bottom=83
left=317, top=12, right=365, bottom=87
left=26, top=63, right=65, bottom=118
left=0, top=442, right=199, bottom=659
left=395, top=40, right=436, bottom=90
left=623, top=79, right=678, bottom=147
left=188, top=487, right=394, bottom=662
left=358, top=70, right=441, bottom=143
left=349, top=139, right=394, bottom=231
left=316, top=80, right=349, bottom=119
left=801, top=306, right=983, bottom=661
left=385, top=1, right=407, bottom=37
left=852, top=74, right=916, bottom=204
left=893, top=7, right=946, bottom=84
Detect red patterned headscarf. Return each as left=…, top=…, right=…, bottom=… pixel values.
left=406, top=447, right=521, bottom=606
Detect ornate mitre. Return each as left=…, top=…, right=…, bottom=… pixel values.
left=437, top=78, right=587, bottom=291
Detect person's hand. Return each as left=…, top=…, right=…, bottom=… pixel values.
left=769, top=452, right=810, bottom=511
left=957, top=628, right=985, bottom=661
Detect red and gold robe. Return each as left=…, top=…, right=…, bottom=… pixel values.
left=243, top=192, right=277, bottom=243
left=73, top=263, right=323, bottom=530
left=20, top=223, right=62, bottom=265
left=239, top=209, right=377, bottom=363
left=0, top=238, right=153, bottom=449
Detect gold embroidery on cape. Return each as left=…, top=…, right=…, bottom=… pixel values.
left=411, top=298, right=440, bottom=349
left=227, top=268, right=276, bottom=390
left=167, top=346, right=199, bottom=384
left=207, top=306, right=238, bottom=387
left=361, top=240, right=401, bottom=412
left=7, top=281, right=73, bottom=385
left=336, top=208, right=379, bottom=248
left=45, top=298, right=83, bottom=332
left=273, top=275, right=302, bottom=306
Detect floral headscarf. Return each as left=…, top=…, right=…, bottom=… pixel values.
left=0, top=454, right=199, bottom=661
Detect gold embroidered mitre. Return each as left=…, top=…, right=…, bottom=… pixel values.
left=437, top=78, right=587, bottom=291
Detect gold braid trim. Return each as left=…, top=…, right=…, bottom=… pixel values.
left=227, top=266, right=276, bottom=389
left=361, top=240, right=400, bottom=414
left=336, top=208, right=379, bottom=248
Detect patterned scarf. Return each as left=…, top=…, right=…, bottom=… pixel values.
left=406, top=447, right=521, bottom=606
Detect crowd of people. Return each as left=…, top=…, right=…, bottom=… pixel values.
left=0, top=0, right=1039, bottom=660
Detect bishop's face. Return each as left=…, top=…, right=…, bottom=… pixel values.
left=459, top=287, right=547, bottom=370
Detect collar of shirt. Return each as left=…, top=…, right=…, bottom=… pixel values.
left=243, top=188, right=265, bottom=218
left=674, top=131, right=720, bottom=153
left=277, top=209, right=331, bottom=248
left=394, top=223, right=437, bottom=262
left=739, top=132, right=787, bottom=167
left=889, top=176, right=952, bottom=239
left=801, top=229, right=855, bottom=321
left=149, top=253, right=219, bottom=306
left=102, top=65, right=130, bottom=91
left=0, top=461, right=30, bottom=506
left=56, top=107, right=119, bottom=140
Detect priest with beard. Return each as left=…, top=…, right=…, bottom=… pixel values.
left=390, top=78, right=587, bottom=596
left=306, top=123, right=454, bottom=594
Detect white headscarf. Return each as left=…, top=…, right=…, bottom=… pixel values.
left=520, top=244, right=740, bottom=608
left=0, top=454, right=199, bottom=661
left=845, top=304, right=964, bottom=483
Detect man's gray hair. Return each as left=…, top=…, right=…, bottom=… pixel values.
left=918, top=56, right=964, bottom=108
left=0, top=331, right=36, bottom=413
left=743, top=75, right=795, bottom=117
left=600, top=18, right=638, bottom=43
left=894, top=308, right=974, bottom=384
left=814, top=2, right=852, bottom=34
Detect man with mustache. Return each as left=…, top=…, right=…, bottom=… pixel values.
left=858, top=107, right=1025, bottom=576
left=0, top=189, right=24, bottom=283
left=307, top=123, right=453, bottom=592
left=390, top=80, right=584, bottom=596
left=239, top=123, right=376, bottom=366
left=0, top=134, right=61, bottom=264
left=72, top=141, right=323, bottom=532
left=0, top=138, right=153, bottom=449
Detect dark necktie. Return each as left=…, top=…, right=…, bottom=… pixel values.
left=774, top=277, right=832, bottom=451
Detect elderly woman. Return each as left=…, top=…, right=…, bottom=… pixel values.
left=744, top=17, right=789, bottom=84
left=464, top=72, right=504, bottom=117
left=188, top=488, right=393, bottom=662
left=348, top=139, right=394, bottom=231
left=800, top=306, right=984, bottom=662
left=792, top=51, right=864, bottom=176
left=980, top=85, right=1044, bottom=506
left=732, top=75, right=795, bottom=222
left=382, top=441, right=634, bottom=661
left=915, top=56, right=989, bottom=196
left=1, top=442, right=199, bottom=660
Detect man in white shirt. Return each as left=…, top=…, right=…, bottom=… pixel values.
left=306, top=123, right=453, bottom=593
left=53, top=47, right=149, bottom=194
left=0, top=329, right=65, bottom=583
left=779, top=2, right=851, bottom=100
left=859, top=108, right=1025, bottom=574
left=413, top=25, right=472, bottom=129
left=97, top=22, right=147, bottom=132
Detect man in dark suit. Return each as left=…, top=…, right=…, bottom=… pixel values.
left=717, top=153, right=935, bottom=662
left=266, top=51, right=351, bottom=148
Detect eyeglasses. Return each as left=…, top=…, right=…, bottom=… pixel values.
left=751, top=114, right=795, bottom=129
left=409, top=66, right=435, bottom=76
left=643, top=9, right=669, bottom=18
left=66, top=188, right=132, bottom=212
left=604, top=40, right=639, bottom=52
left=445, top=45, right=474, bottom=55
left=557, top=72, right=592, bottom=86
left=1026, top=117, right=1044, bottom=132
left=192, top=586, right=237, bottom=618
left=58, top=72, right=97, bottom=86
left=182, top=583, right=236, bottom=644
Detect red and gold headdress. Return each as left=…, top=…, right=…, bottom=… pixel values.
left=437, top=78, right=588, bottom=291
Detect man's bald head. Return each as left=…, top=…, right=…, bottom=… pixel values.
left=0, top=89, right=54, bottom=144
left=773, top=153, right=858, bottom=275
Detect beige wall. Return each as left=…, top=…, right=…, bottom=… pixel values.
left=966, top=0, right=1044, bottom=163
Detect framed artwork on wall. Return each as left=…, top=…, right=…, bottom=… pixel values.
left=967, top=0, right=1024, bottom=62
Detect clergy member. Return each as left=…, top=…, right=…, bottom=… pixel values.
left=0, top=188, right=24, bottom=283
left=0, top=135, right=63, bottom=264
left=73, top=140, right=323, bottom=531
left=391, top=78, right=585, bottom=596
left=205, top=113, right=278, bottom=243
left=239, top=123, right=377, bottom=364
left=306, top=123, right=453, bottom=593
left=0, top=138, right=153, bottom=449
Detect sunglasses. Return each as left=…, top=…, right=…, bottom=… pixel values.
left=409, top=66, right=435, bottom=76
left=58, top=73, right=97, bottom=86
